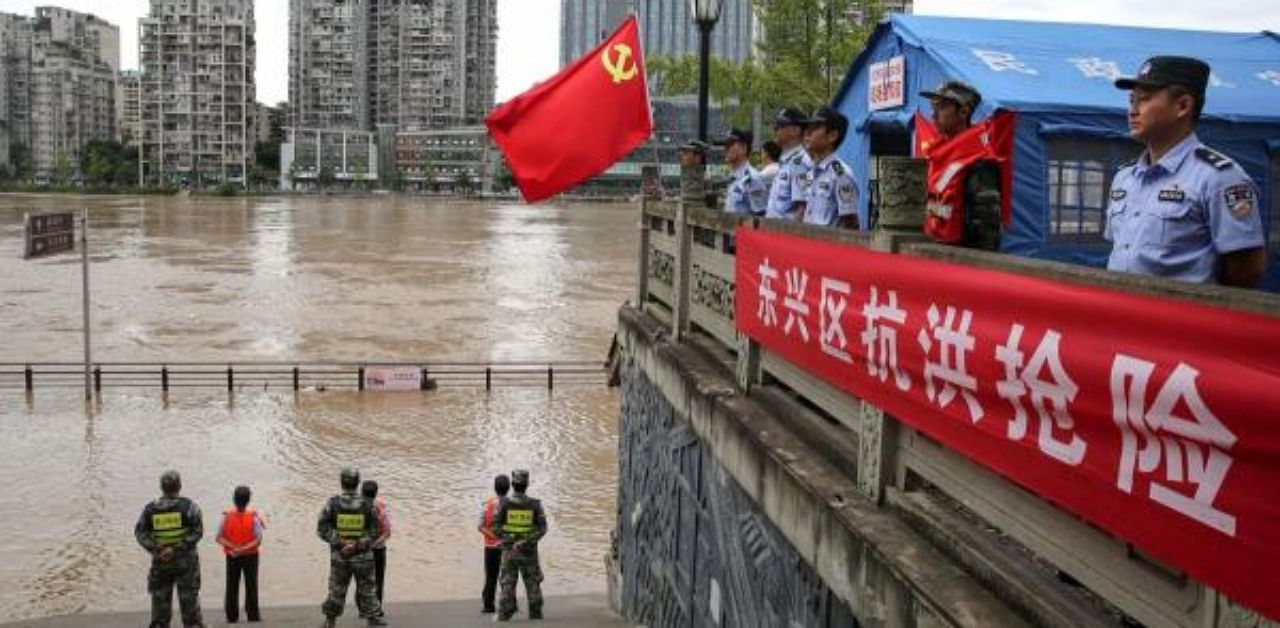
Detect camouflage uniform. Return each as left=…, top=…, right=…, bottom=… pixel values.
left=316, top=489, right=384, bottom=622
left=135, top=495, right=204, bottom=628
left=491, top=491, right=548, bottom=620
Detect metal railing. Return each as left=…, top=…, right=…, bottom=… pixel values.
left=0, top=360, right=607, bottom=394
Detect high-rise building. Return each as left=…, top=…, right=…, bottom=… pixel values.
left=0, top=8, right=119, bottom=178
left=120, top=70, right=142, bottom=147
left=289, top=0, right=365, bottom=130
left=0, top=13, right=33, bottom=172
left=289, top=0, right=498, bottom=132
left=139, top=0, right=256, bottom=185
left=559, top=1, right=913, bottom=68
left=559, top=0, right=754, bottom=67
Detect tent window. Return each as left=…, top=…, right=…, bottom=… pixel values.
left=1046, top=137, right=1139, bottom=244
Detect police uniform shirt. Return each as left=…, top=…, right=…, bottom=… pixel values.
left=765, top=146, right=812, bottom=219
left=1105, top=133, right=1264, bottom=284
left=804, top=153, right=859, bottom=227
left=724, top=163, right=768, bottom=215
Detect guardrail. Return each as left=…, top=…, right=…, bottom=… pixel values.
left=0, top=361, right=607, bottom=394
left=632, top=159, right=1280, bottom=628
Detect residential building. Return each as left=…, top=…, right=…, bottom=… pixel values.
left=120, top=70, right=142, bottom=147
left=392, top=126, right=492, bottom=192
left=559, top=0, right=755, bottom=67
left=2, top=7, right=120, bottom=179
left=139, top=0, right=256, bottom=186
left=289, top=0, right=497, bottom=132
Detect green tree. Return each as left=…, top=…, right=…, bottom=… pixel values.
left=456, top=170, right=474, bottom=197
left=53, top=153, right=74, bottom=186
left=10, top=143, right=32, bottom=181
left=318, top=164, right=336, bottom=190
left=648, top=0, right=882, bottom=124
left=421, top=154, right=437, bottom=192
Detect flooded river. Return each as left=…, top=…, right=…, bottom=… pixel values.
left=0, top=194, right=636, bottom=621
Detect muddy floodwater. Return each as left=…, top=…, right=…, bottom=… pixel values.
left=0, top=194, right=636, bottom=621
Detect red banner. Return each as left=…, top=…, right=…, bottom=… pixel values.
left=734, top=227, right=1280, bottom=619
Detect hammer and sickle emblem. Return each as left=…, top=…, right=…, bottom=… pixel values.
left=602, top=43, right=639, bottom=84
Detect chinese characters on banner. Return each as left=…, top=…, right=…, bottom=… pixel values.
left=734, top=228, right=1280, bottom=619
left=868, top=55, right=905, bottom=111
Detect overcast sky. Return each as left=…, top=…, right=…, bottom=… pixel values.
left=0, top=0, right=1275, bottom=106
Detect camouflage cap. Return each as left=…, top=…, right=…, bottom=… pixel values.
left=511, top=469, right=530, bottom=485
left=340, top=466, right=360, bottom=489
left=160, top=469, right=181, bottom=494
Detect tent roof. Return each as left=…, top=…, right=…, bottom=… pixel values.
left=849, top=15, right=1280, bottom=123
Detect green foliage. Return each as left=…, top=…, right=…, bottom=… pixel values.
left=648, top=0, right=882, bottom=123
left=455, top=170, right=474, bottom=196
left=217, top=182, right=240, bottom=196
left=317, top=164, right=336, bottom=188
left=53, top=153, right=74, bottom=186
left=79, top=140, right=138, bottom=186
left=254, top=141, right=280, bottom=172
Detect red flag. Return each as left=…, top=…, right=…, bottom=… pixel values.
left=486, top=16, right=653, bottom=203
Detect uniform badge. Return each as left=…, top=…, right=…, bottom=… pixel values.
left=1158, top=187, right=1185, bottom=203
left=1110, top=189, right=1126, bottom=201
left=1224, top=183, right=1255, bottom=219
left=838, top=182, right=856, bottom=202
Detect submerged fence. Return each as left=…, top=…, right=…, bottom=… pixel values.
left=0, top=360, right=607, bottom=394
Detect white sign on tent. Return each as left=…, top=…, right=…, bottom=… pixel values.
left=869, top=56, right=905, bottom=111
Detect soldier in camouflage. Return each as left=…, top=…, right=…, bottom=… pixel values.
left=134, top=470, right=205, bottom=628
left=316, top=467, right=387, bottom=627
left=491, top=469, right=548, bottom=622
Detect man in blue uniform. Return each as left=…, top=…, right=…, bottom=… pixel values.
left=800, top=106, right=859, bottom=229
left=764, top=108, right=812, bottom=220
left=716, top=127, right=767, bottom=215
left=1107, top=56, right=1266, bottom=287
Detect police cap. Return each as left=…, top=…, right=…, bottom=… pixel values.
left=801, top=106, right=849, bottom=137
left=1114, top=56, right=1210, bottom=96
left=511, top=469, right=530, bottom=485
left=773, top=107, right=807, bottom=129
left=920, top=81, right=982, bottom=111
left=713, top=127, right=753, bottom=148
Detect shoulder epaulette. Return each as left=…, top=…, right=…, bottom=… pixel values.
left=1118, top=157, right=1138, bottom=170
left=1195, top=147, right=1233, bottom=170
left=831, top=161, right=846, bottom=176
left=789, top=153, right=805, bottom=165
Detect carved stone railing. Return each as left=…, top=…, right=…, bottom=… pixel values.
left=630, top=157, right=1280, bottom=628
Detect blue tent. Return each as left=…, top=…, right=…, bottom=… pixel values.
left=832, top=15, right=1280, bottom=289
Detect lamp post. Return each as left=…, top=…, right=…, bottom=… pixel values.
left=691, top=0, right=723, bottom=142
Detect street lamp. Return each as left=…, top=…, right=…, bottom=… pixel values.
left=690, top=0, right=723, bottom=142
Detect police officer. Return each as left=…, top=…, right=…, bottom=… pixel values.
left=800, top=106, right=859, bottom=229
left=491, top=469, right=548, bottom=622
left=135, top=470, right=205, bottom=628
left=716, top=127, right=768, bottom=215
left=1108, top=56, right=1266, bottom=287
left=764, top=107, right=813, bottom=220
left=918, top=81, right=1002, bottom=249
left=317, top=467, right=386, bottom=627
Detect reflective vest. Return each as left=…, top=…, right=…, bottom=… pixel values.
left=333, top=499, right=369, bottom=540
left=503, top=505, right=536, bottom=539
left=914, top=111, right=1014, bottom=244
left=221, top=509, right=261, bottom=556
left=482, top=497, right=502, bottom=548
left=150, top=505, right=187, bottom=547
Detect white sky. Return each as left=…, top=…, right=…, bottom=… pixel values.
left=0, top=0, right=1274, bottom=106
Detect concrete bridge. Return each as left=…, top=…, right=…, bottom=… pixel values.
left=605, top=160, right=1279, bottom=628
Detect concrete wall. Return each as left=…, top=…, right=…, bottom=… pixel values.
left=616, top=361, right=856, bottom=627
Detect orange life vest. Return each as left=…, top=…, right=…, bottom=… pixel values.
left=914, top=111, right=1015, bottom=244
left=482, top=497, right=502, bottom=548
left=221, top=508, right=261, bottom=556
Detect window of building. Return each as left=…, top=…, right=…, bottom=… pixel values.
left=1046, top=136, right=1140, bottom=245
